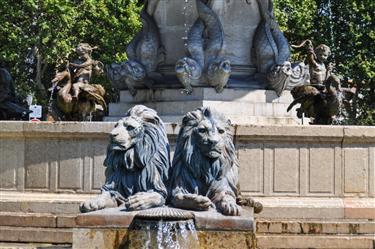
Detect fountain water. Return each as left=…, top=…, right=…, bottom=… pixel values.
left=121, top=207, right=199, bottom=249
left=182, top=0, right=192, bottom=49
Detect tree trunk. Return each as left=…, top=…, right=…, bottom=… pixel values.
left=35, top=48, right=47, bottom=99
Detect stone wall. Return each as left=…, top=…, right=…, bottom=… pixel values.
left=0, top=121, right=374, bottom=199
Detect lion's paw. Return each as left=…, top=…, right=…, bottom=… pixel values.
left=125, top=192, right=165, bottom=211
left=79, top=193, right=117, bottom=213
left=173, top=193, right=214, bottom=211
left=217, top=196, right=242, bottom=216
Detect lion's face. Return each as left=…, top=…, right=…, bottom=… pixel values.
left=193, top=115, right=227, bottom=159
left=109, top=116, right=143, bottom=151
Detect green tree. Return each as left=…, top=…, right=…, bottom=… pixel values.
left=0, top=0, right=141, bottom=104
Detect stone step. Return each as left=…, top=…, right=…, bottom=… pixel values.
left=1, top=211, right=373, bottom=236
left=0, top=213, right=373, bottom=248
left=118, top=88, right=294, bottom=104
left=0, top=192, right=95, bottom=214
left=0, top=226, right=72, bottom=244
left=0, top=243, right=71, bottom=249
left=256, top=219, right=375, bottom=235
left=256, top=234, right=375, bottom=249
left=2, top=193, right=374, bottom=221
left=0, top=212, right=76, bottom=228
left=253, top=197, right=375, bottom=220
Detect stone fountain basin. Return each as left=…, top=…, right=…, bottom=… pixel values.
left=74, top=207, right=255, bottom=249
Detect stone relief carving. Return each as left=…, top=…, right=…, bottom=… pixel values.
left=107, top=0, right=165, bottom=96
left=175, top=0, right=231, bottom=94
left=80, top=105, right=170, bottom=212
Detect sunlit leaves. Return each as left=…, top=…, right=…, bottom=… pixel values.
left=0, top=0, right=141, bottom=102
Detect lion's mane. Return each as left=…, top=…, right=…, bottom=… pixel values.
left=102, top=105, right=170, bottom=201
left=170, top=107, right=239, bottom=203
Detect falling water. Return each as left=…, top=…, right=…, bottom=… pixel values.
left=121, top=207, right=200, bottom=249
left=123, top=219, right=199, bottom=249
left=47, top=83, right=56, bottom=116
left=181, top=0, right=191, bottom=49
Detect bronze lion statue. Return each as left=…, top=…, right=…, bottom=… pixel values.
left=80, top=105, right=170, bottom=212
left=170, top=107, right=242, bottom=216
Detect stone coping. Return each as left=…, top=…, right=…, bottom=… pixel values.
left=0, top=121, right=374, bottom=143
left=75, top=207, right=254, bottom=231
left=254, top=197, right=375, bottom=219
left=2, top=193, right=373, bottom=220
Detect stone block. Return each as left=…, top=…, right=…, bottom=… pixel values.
left=344, top=198, right=375, bottom=219
left=0, top=243, right=71, bottom=249
left=74, top=207, right=254, bottom=249
left=267, top=222, right=282, bottom=233
left=344, top=147, right=369, bottom=194
left=0, top=212, right=56, bottom=228
left=321, top=223, right=338, bottom=234
left=257, top=234, right=374, bottom=249
left=76, top=207, right=254, bottom=232
left=272, top=103, right=288, bottom=117
left=256, top=219, right=375, bottom=236
left=112, top=89, right=300, bottom=125
left=343, top=126, right=375, bottom=143
left=254, top=197, right=345, bottom=219
left=256, top=222, right=270, bottom=233
left=273, top=147, right=299, bottom=194
left=73, top=228, right=254, bottom=249
left=197, top=231, right=254, bottom=249
left=358, top=222, right=375, bottom=234
left=91, top=141, right=107, bottom=191
left=238, top=144, right=264, bottom=193
left=235, top=125, right=344, bottom=142
left=73, top=229, right=126, bottom=249
left=0, top=139, right=24, bottom=190
left=0, top=192, right=95, bottom=214
left=193, top=208, right=254, bottom=231
left=24, top=140, right=51, bottom=190
left=75, top=208, right=137, bottom=228
left=58, top=141, right=83, bottom=190
left=336, top=222, right=350, bottom=234
left=284, top=221, right=302, bottom=234
left=309, top=146, right=335, bottom=194
left=0, top=226, right=72, bottom=244
left=57, top=216, right=78, bottom=228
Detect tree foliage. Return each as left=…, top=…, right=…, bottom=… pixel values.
left=0, top=0, right=141, bottom=104
left=274, top=0, right=374, bottom=125
left=0, top=0, right=373, bottom=124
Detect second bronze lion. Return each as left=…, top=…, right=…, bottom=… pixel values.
left=170, top=107, right=241, bottom=216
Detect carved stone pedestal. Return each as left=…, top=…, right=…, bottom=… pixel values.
left=73, top=207, right=255, bottom=249
left=106, top=88, right=302, bottom=125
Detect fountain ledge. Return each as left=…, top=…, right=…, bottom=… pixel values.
left=73, top=207, right=255, bottom=249
left=75, top=207, right=254, bottom=231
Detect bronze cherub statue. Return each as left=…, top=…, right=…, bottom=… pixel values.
left=49, top=43, right=106, bottom=121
